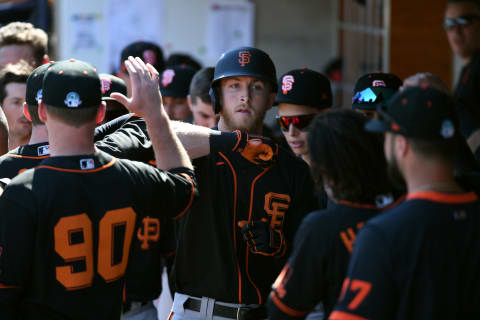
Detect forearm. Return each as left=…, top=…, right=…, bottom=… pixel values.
left=171, top=121, right=212, bottom=159
left=145, top=111, right=193, bottom=171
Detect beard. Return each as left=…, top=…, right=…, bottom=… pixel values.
left=221, top=104, right=267, bottom=134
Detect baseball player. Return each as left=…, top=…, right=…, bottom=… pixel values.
left=330, top=87, right=480, bottom=320
left=168, top=46, right=318, bottom=320
left=160, top=64, right=197, bottom=122
left=276, top=68, right=332, bottom=166
left=0, top=57, right=196, bottom=320
left=188, top=67, right=218, bottom=128
left=267, top=109, right=394, bottom=319
left=351, top=72, right=402, bottom=119
left=99, top=73, right=129, bottom=123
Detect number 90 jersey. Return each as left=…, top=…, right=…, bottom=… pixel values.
left=0, top=151, right=196, bottom=320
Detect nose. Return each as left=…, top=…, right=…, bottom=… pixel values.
left=288, top=123, right=299, bottom=137
left=240, top=87, right=250, bottom=104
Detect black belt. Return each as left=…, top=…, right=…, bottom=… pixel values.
left=184, top=298, right=266, bottom=320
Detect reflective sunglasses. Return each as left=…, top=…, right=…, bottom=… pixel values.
left=352, top=87, right=396, bottom=105
left=276, top=114, right=316, bottom=131
left=444, top=15, right=480, bottom=31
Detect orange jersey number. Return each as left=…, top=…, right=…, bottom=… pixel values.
left=54, top=207, right=137, bottom=290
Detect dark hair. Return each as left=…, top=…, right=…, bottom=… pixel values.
left=308, top=109, right=392, bottom=203
left=447, top=0, right=480, bottom=11
left=0, top=22, right=48, bottom=66
left=46, top=105, right=99, bottom=127
left=26, top=104, right=41, bottom=125
left=189, top=67, right=214, bottom=104
left=166, top=53, right=202, bottom=71
left=407, top=137, right=456, bottom=164
left=0, top=60, right=32, bottom=104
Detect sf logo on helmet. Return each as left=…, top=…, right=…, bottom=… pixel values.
left=100, top=77, right=112, bottom=94
left=282, top=75, right=295, bottom=94
left=162, top=69, right=175, bottom=87
left=64, top=92, right=82, bottom=108
left=238, top=51, right=252, bottom=67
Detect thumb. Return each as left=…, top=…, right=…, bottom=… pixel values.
left=110, top=92, right=130, bottom=108
left=237, top=220, right=248, bottom=228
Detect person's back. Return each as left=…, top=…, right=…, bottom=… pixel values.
left=0, top=57, right=196, bottom=320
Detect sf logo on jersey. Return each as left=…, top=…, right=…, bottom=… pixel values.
left=137, top=216, right=160, bottom=250
left=264, top=192, right=291, bottom=231
left=162, top=69, right=175, bottom=87
left=238, top=51, right=252, bottom=67
left=281, top=75, right=295, bottom=94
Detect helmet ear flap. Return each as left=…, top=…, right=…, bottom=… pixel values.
left=209, top=86, right=221, bottom=114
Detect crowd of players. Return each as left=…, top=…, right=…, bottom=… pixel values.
left=0, top=0, right=479, bottom=319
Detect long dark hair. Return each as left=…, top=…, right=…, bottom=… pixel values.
left=308, top=109, right=392, bottom=204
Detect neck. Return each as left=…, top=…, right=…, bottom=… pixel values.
left=301, top=153, right=311, bottom=167
left=47, top=124, right=96, bottom=157
left=8, top=133, right=30, bottom=150
left=28, top=125, right=49, bottom=145
left=405, top=160, right=463, bottom=194
left=217, top=118, right=263, bottom=135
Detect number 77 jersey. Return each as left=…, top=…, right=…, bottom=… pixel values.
left=0, top=151, right=196, bottom=320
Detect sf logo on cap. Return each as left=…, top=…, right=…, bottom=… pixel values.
left=282, top=75, right=295, bottom=94
left=162, top=69, right=175, bottom=87
left=372, top=80, right=386, bottom=87
left=238, top=51, right=252, bottom=67
left=100, top=78, right=112, bottom=94
left=64, top=92, right=82, bottom=108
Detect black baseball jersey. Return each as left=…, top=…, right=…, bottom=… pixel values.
left=267, top=201, right=382, bottom=319
left=172, top=131, right=318, bottom=305
left=0, top=151, right=195, bottom=320
left=330, top=191, right=480, bottom=320
left=0, top=142, right=50, bottom=178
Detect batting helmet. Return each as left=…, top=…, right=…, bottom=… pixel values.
left=209, top=46, right=277, bottom=114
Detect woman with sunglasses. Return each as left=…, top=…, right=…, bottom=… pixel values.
left=276, top=68, right=332, bottom=166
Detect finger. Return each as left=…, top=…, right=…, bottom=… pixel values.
left=135, top=57, right=149, bottom=74
left=128, top=56, right=144, bottom=76
left=110, top=92, right=131, bottom=108
left=124, top=59, right=136, bottom=75
left=146, top=63, right=159, bottom=81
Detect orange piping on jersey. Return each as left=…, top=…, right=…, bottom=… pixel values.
left=148, top=160, right=156, bottom=166
left=337, top=200, right=379, bottom=210
left=218, top=152, right=242, bottom=303
left=7, top=153, right=50, bottom=160
left=232, top=131, right=242, bottom=151
left=270, top=291, right=308, bottom=317
left=406, top=191, right=478, bottom=204
left=328, top=311, right=368, bottom=320
left=172, top=173, right=195, bottom=220
left=0, top=283, right=21, bottom=289
left=245, top=167, right=271, bottom=304
left=382, top=194, right=406, bottom=210
left=216, top=162, right=225, bottom=166
left=36, top=158, right=116, bottom=173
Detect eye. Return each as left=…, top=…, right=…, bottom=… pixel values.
left=230, top=83, right=240, bottom=89
left=252, top=83, right=264, bottom=90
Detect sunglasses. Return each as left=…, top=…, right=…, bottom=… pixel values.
left=276, top=114, right=316, bottom=132
left=444, top=15, right=480, bottom=31
left=352, top=87, right=396, bottom=105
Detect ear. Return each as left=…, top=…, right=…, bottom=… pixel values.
left=187, top=95, right=194, bottom=112
left=23, top=102, right=32, bottom=122
left=95, top=102, right=106, bottom=125
left=38, top=101, right=47, bottom=123
left=394, top=134, right=409, bottom=159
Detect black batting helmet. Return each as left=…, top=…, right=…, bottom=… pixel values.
left=209, top=46, right=277, bottom=113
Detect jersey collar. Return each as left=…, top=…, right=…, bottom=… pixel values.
left=406, top=191, right=478, bottom=204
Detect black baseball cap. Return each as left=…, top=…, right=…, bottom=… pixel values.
left=365, top=86, right=457, bottom=140
left=42, top=59, right=101, bottom=109
left=99, top=73, right=127, bottom=101
left=26, top=61, right=54, bottom=106
left=120, top=41, right=165, bottom=73
left=276, top=68, right=332, bottom=110
left=160, top=64, right=196, bottom=98
left=352, top=72, right=402, bottom=110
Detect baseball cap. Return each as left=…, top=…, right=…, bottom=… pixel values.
left=276, top=68, right=332, bottom=110
left=25, top=61, right=54, bottom=105
left=352, top=72, right=402, bottom=110
left=160, top=64, right=196, bottom=98
left=365, top=86, right=457, bottom=140
left=99, top=73, right=127, bottom=101
left=120, top=41, right=165, bottom=73
left=42, top=59, right=101, bottom=109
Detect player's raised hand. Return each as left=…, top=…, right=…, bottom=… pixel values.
left=110, top=56, right=164, bottom=119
